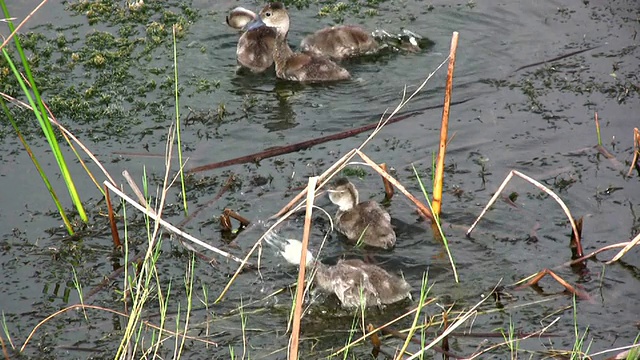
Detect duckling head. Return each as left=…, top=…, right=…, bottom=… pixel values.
left=258, top=2, right=290, bottom=36
left=328, top=177, right=359, bottom=211
left=264, top=232, right=314, bottom=267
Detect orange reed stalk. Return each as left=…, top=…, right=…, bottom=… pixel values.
left=432, top=32, right=459, bottom=217
left=288, top=176, right=318, bottom=360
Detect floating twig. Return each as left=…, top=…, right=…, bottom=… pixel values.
left=514, top=268, right=590, bottom=300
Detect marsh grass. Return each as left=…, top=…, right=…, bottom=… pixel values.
left=0, top=1, right=87, bottom=233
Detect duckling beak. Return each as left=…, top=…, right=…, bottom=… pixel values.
left=246, top=17, right=265, bottom=31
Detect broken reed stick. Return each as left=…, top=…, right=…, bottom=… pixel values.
left=515, top=268, right=590, bottom=300
left=289, top=176, right=318, bottom=360
left=356, top=150, right=434, bottom=221
left=466, top=170, right=581, bottom=253
left=432, top=31, right=459, bottom=218
left=379, top=163, right=394, bottom=199
left=104, top=185, right=121, bottom=248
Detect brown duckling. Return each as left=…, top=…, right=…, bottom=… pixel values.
left=300, top=25, right=379, bottom=60
left=257, top=2, right=350, bottom=82
left=328, top=177, right=396, bottom=249
left=264, top=233, right=411, bottom=308
left=226, top=7, right=276, bottom=72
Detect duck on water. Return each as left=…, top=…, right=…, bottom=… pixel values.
left=264, top=233, right=411, bottom=308
left=328, top=177, right=396, bottom=249
left=226, top=5, right=379, bottom=73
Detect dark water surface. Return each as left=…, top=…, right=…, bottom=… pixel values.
left=1, top=0, right=639, bottom=358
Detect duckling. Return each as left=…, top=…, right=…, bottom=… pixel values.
left=257, top=2, right=350, bottom=82
left=328, top=177, right=396, bottom=249
left=264, top=233, right=411, bottom=308
left=226, top=7, right=276, bottom=72
left=300, top=25, right=379, bottom=60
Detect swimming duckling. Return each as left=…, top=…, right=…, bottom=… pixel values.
left=226, top=7, right=276, bottom=72
left=328, top=177, right=396, bottom=249
left=257, top=2, right=350, bottom=82
left=300, top=25, right=379, bottom=60
left=264, top=233, right=411, bottom=308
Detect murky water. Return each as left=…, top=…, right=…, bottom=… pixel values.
left=1, top=0, right=639, bottom=358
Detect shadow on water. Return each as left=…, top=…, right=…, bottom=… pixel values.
left=1, top=0, right=639, bottom=358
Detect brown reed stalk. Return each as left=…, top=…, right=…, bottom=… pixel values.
left=288, top=176, right=318, bottom=360
left=105, top=185, right=121, bottom=248
left=379, top=163, right=394, bottom=199
left=432, top=32, right=459, bottom=218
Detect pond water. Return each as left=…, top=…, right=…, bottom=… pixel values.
left=1, top=0, right=639, bottom=358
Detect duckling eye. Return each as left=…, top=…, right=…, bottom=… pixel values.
left=265, top=11, right=271, bottom=17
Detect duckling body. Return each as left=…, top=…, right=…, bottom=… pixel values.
left=264, top=234, right=411, bottom=308
left=328, top=177, right=396, bottom=249
left=258, top=3, right=350, bottom=82
left=301, top=25, right=379, bottom=60
left=227, top=7, right=276, bottom=72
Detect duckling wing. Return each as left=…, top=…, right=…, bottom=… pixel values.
left=301, top=25, right=378, bottom=60
left=350, top=260, right=411, bottom=305
left=337, top=202, right=395, bottom=248
left=283, top=53, right=350, bottom=82
left=331, top=259, right=380, bottom=308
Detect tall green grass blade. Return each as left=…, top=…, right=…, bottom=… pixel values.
left=412, top=164, right=459, bottom=282
left=0, top=99, right=74, bottom=233
left=1, top=2, right=88, bottom=226
left=172, top=24, right=188, bottom=215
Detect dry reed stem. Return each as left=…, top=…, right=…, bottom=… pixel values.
left=515, top=268, right=590, bottom=300
left=627, top=128, right=640, bottom=177
left=0, top=336, right=8, bottom=360
left=561, top=242, right=631, bottom=267
left=432, top=31, right=459, bottom=218
left=288, top=177, right=318, bottom=360
left=466, top=170, right=581, bottom=252
left=0, top=0, right=48, bottom=51
left=19, top=304, right=217, bottom=353
left=103, top=181, right=245, bottom=263
left=356, top=150, right=434, bottom=221
left=606, top=231, right=640, bottom=264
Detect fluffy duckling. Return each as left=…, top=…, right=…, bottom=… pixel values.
left=300, top=25, right=379, bottom=60
left=328, top=177, right=396, bottom=249
left=264, top=233, right=411, bottom=308
left=257, top=2, right=350, bottom=82
left=226, top=7, right=276, bottom=72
